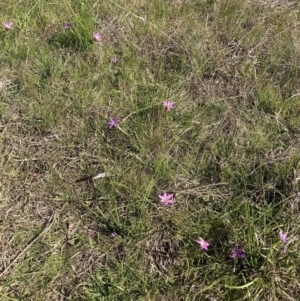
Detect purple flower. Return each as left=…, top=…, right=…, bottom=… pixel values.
left=158, top=192, right=173, bottom=206
left=111, top=57, right=119, bottom=63
left=93, top=32, right=102, bottom=41
left=230, top=245, right=245, bottom=259
left=279, top=231, right=288, bottom=244
left=196, top=238, right=210, bottom=251
left=108, top=117, right=120, bottom=128
left=111, top=231, right=117, bottom=238
left=3, top=22, right=13, bottom=29
left=64, top=22, right=71, bottom=30
left=163, top=100, right=175, bottom=111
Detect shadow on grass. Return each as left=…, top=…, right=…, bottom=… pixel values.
left=48, top=31, right=93, bottom=51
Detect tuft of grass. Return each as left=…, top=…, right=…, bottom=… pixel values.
left=1, top=0, right=300, bottom=300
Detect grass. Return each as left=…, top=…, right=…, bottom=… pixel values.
left=1, top=0, right=300, bottom=300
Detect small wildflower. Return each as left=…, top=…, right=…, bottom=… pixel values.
left=111, top=231, right=117, bottom=238
left=158, top=192, right=173, bottom=206
left=279, top=230, right=288, bottom=253
left=163, top=100, right=175, bottom=111
left=3, top=22, right=13, bottom=29
left=64, top=22, right=71, bottom=30
left=279, top=231, right=288, bottom=244
left=230, top=245, right=245, bottom=259
left=108, top=117, right=120, bottom=129
left=196, top=238, right=210, bottom=251
left=111, top=56, right=119, bottom=63
left=93, top=32, right=102, bottom=41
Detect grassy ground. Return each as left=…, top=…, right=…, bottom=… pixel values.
left=1, top=0, right=300, bottom=300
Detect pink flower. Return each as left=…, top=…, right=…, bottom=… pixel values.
left=93, top=32, right=102, bottom=41
left=64, top=22, right=71, bottom=30
left=111, top=231, right=117, bottom=238
left=108, top=117, right=120, bottom=128
left=196, top=238, right=210, bottom=251
left=279, top=231, right=288, bottom=244
left=163, top=100, right=175, bottom=111
left=3, top=22, right=13, bottom=29
left=158, top=192, right=173, bottom=206
left=279, top=230, right=288, bottom=252
left=111, top=57, right=119, bottom=63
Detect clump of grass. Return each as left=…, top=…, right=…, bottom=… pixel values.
left=1, top=0, right=300, bottom=300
